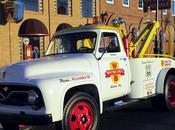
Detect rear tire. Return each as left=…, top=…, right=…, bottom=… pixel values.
left=151, top=75, right=175, bottom=111
left=164, top=75, right=175, bottom=110
left=1, top=122, right=19, bottom=130
left=61, top=92, right=100, bottom=130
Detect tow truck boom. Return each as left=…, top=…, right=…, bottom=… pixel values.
left=129, top=20, right=160, bottom=58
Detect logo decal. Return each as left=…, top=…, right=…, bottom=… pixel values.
left=145, top=64, right=152, bottom=78
left=105, top=61, right=125, bottom=84
left=161, top=60, right=172, bottom=67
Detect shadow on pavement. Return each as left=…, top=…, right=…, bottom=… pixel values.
left=100, top=101, right=175, bottom=130
left=1, top=101, right=175, bottom=130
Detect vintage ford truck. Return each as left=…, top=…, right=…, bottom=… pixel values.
left=0, top=20, right=175, bottom=130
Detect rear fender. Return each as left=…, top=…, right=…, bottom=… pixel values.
left=156, top=67, right=173, bottom=94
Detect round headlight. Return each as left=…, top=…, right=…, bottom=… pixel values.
left=0, top=71, right=6, bottom=80
left=28, top=90, right=39, bottom=105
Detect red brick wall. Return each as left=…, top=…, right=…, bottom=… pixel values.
left=100, top=0, right=174, bottom=54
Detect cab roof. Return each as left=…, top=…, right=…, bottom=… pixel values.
left=54, top=25, right=120, bottom=36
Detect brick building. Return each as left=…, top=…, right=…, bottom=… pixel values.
left=100, top=0, right=175, bottom=55
left=0, top=0, right=99, bottom=67
left=0, top=0, right=175, bottom=67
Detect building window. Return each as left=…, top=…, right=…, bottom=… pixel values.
left=138, top=0, right=143, bottom=10
left=57, top=0, right=72, bottom=16
left=57, top=0, right=68, bottom=15
left=172, top=0, right=175, bottom=16
left=106, top=0, right=114, bottom=4
left=24, top=0, right=39, bottom=12
left=122, top=0, right=129, bottom=7
left=81, top=0, right=93, bottom=18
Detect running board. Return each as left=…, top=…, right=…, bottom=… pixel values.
left=105, top=94, right=161, bottom=112
left=105, top=100, right=138, bottom=112
left=138, top=94, right=161, bottom=100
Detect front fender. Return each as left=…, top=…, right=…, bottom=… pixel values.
left=60, top=81, right=103, bottom=120
left=33, top=77, right=63, bottom=122
left=31, top=72, right=102, bottom=122
left=60, top=73, right=103, bottom=120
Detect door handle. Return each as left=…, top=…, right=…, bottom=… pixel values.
left=120, top=58, right=127, bottom=61
left=110, top=54, right=117, bottom=56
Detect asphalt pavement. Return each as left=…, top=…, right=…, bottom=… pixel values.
left=100, top=101, right=175, bottom=130
left=1, top=100, right=175, bottom=130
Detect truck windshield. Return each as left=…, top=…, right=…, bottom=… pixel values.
left=46, top=32, right=97, bottom=55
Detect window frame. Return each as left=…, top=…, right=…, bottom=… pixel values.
left=172, top=0, right=175, bottom=16
left=99, top=32, right=121, bottom=53
left=162, top=9, right=167, bottom=15
left=81, top=0, right=93, bottom=18
left=24, top=0, right=39, bottom=12
left=46, top=31, right=97, bottom=55
left=57, top=0, right=69, bottom=16
left=122, top=0, right=129, bottom=7
left=106, top=0, right=114, bottom=4
left=138, top=0, right=143, bottom=10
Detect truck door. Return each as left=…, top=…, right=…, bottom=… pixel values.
left=97, top=31, right=130, bottom=101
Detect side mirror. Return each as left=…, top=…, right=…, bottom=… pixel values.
left=98, top=47, right=106, bottom=53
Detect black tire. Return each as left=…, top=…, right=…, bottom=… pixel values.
left=1, top=122, right=19, bottom=130
left=151, top=75, right=175, bottom=111
left=61, top=92, right=100, bottom=130
left=164, top=75, right=175, bottom=110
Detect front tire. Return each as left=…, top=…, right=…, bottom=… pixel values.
left=61, top=92, right=99, bottom=130
left=1, top=122, right=19, bottom=130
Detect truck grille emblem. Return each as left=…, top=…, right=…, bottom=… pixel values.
left=0, top=86, right=10, bottom=100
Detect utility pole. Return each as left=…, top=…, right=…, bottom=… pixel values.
left=167, top=9, right=174, bottom=56
left=159, top=10, right=164, bottom=54
left=154, top=0, right=159, bottom=54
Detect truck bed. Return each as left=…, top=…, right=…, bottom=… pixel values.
left=129, top=58, right=175, bottom=99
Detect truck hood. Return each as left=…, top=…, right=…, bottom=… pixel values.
left=4, top=54, right=94, bottom=82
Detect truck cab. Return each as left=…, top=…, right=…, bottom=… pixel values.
left=46, top=26, right=131, bottom=101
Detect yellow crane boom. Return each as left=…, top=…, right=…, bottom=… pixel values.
left=129, top=20, right=160, bottom=58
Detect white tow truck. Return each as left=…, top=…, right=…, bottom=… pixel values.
left=0, top=19, right=175, bottom=130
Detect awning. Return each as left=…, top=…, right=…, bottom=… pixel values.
left=56, top=23, right=72, bottom=32
left=18, top=18, right=48, bottom=37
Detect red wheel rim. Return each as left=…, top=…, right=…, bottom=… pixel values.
left=69, top=101, right=94, bottom=130
left=168, top=81, right=175, bottom=105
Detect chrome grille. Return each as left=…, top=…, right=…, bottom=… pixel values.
left=0, top=86, right=12, bottom=101
left=0, top=84, right=44, bottom=107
